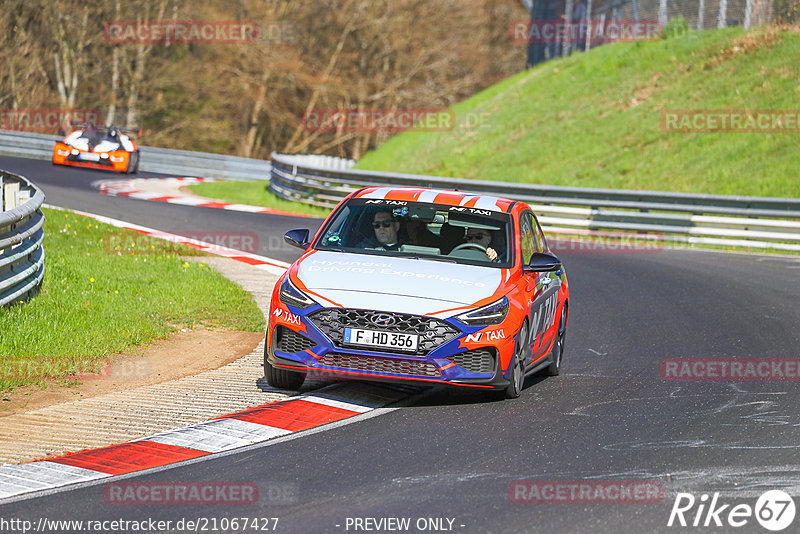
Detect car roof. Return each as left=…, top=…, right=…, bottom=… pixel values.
left=352, top=187, right=516, bottom=213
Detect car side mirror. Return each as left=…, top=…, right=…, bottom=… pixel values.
left=284, top=228, right=310, bottom=249
left=524, top=252, right=562, bottom=272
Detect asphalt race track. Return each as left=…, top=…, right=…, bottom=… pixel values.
left=2, top=155, right=800, bottom=533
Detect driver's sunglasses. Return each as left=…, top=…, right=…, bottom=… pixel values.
left=372, top=221, right=394, bottom=229
left=465, top=233, right=489, bottom=240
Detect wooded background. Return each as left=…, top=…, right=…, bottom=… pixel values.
left=0, top=0, right=527, bottom=159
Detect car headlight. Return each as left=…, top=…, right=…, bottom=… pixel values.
left=279, top=277, right=318, bottom=309
left=456, top=296, right=509, bottom=326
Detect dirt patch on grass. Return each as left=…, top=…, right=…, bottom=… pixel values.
left=626, top=73, right=661, bottom=109
left=705, top=25, right=791, bottom=67
left=0, top=328, right=264, bottom=416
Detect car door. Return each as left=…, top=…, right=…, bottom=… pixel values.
left=521, top=211, right=561, bottom=362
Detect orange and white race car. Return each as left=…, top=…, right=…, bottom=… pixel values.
left=53, top=123, right=140, bottom=173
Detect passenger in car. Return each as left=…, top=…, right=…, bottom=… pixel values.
left=403, top=218, right=440, bottom=249
left=358, top=210, right=406, bottom=251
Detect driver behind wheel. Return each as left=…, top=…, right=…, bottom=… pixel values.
left=464, top=227, right=498, bottom=261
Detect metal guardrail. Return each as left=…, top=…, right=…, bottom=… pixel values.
left=0, top=170, right=45, bottom=306
left=0, top=130, right=271, bottom=181
left=269, top=152, right=800, bottom=252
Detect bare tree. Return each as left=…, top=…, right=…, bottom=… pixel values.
left=51, top=2, right=94, bottom=122
left=124, top=0, right=170, bottom=128
left=106, top=0, right=122, bottom=126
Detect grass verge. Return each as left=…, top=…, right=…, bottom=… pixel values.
left=0, top=207, right=265, bottom=391
left=356, top=26, right=800, bottom=198
left=187, top=180, right=332, bottom=219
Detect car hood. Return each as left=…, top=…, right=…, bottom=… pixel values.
left=295, top=251, right=502, bottom=315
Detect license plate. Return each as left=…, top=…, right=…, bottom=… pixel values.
left=344, top=328, right=418, bottom=351
left=79, top=152, right=100, bottom=162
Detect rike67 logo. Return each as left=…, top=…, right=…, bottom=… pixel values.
left=668, top=490, right=796, bottom=531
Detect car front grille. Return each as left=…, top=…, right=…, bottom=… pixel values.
left=308, top=308, right=460, bottom=354
left=275, top=326, right=316, bottom=353
left=318, top=353, right=441, bottom=378
left=447, top=348, right=496, bottom=374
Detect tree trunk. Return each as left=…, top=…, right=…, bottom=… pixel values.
left=106, top=0, right=121, bottom=126
left=698, top=0, right=705, bottom=30
left=562, top=0, right=574, bottom=57
left=283, top=19, right=356, bottom=153
left=243, top=71, right=271, bottom=158
left=744, top=0, right=753, bottom=29
left=585, top=0, right=593, bottom=52
left=124, top=0, right=169, bottom=128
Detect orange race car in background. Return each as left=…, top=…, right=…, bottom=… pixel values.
left=53, top=123, right=140, bottom=173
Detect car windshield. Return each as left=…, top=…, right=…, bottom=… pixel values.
left=313, top=198, right=513, bottom=268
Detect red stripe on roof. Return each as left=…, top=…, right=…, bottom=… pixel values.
left=433, top=192, right=466, bottom=205
left=384, top=189, right=425, bottom=202
left=224, top=399, right=359, bottom=432
left=48, top=441, right=208, bottom=475
left=496, top=198, right=514, bottom=211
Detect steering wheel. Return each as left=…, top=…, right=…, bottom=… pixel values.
left=450, top=243, right=488, bottom=254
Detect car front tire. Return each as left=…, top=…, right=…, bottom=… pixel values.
left=486, top=322, right=528, bottom=400
left=264, top=341, right=306, bottom=390
left=544, top=304, right=567, bottom=376
left=127, top=151, right=139, bottom=174
left=265, top=361, right=305, bottom=390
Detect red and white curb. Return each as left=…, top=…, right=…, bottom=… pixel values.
left=93, top=177, right=313, bottom=218
left=44, top=203, right=290, bottom=276
left=0, top=383, right=411, bottom=501
left=0, top=206, right=416, bottom=502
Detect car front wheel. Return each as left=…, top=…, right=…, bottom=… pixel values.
left=544, top=304, right=567, bottom=376
left=487, top=322, right=528, bottom=400
left=265, top=360, right=305, bottom=390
